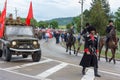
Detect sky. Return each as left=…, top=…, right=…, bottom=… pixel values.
left=0, top=0, right=120, bottom=21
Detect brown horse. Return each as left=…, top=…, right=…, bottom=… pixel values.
left=98, top=27, right=119, bottom=64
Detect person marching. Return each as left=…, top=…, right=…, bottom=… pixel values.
left=79, top=26, right=101, bottom=77
left=105, top=20, right=115, bottom=47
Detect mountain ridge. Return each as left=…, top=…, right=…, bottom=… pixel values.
left=46, top=17, right=73, bottom=26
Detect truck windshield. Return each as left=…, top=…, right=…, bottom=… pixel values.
left=6, top=26, right=34, bottom=36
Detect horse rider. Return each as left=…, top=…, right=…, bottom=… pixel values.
left=79, top=26, right=101, bottom=77
left=106, top=20, right=115, bottom=47
left=81, top=23, right=90, bottom=38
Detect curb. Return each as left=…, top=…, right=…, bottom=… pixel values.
left=60, top=42, right=120, bottom=61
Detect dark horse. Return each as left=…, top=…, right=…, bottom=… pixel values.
left=66, top=33, right=76, bottom=55
left=98, top=27, right=119, bottom=64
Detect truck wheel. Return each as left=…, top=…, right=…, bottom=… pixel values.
left=22, top=54, right=28, bottom=58
left=32, top=51, right=41, bottom=62
left=3, top=46, right=11, bottom=62
left=0, top=49, right=2, bottom=57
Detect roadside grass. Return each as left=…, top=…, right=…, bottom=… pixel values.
left=58, top=25, right=66, bottom=29
left=60, top=41, right=120, bottom=59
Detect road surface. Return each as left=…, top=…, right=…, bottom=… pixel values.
left=0, top=38, right=120, bottom=80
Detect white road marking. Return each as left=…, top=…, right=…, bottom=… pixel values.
left=36, top=63, right=68, bottom=79
left=0, top=68, right=52, bottom=80
left=81, top=69, right=95, bottom=80
left=5, top=59, right=53, bottom=70
left=43, top=57, right=120, bottom=77
left=99, top=70, right=120, bottom=77
left=1, top=55, right=120, bottom=80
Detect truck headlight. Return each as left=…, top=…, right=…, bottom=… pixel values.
left=12, top=41, right=17, bottom=46
left=33, top=41, right=38, bottom=45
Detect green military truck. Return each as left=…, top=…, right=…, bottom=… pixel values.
left=0, top=14, right=41, bottom=62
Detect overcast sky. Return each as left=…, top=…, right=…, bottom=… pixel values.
left=0, top=0, right=120, bottom=21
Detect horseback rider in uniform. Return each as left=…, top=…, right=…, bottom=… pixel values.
left=106, top=20, right=114, bottom=47
left=81, top=23, right=90, bottom=39
left=80, top=26, right=101, bottom=77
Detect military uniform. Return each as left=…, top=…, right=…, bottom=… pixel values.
left=5, top=19, right=15, bottom=25
left=79, top=26, right=101, bottom=77
left=81, top=23, right=90, bottom=38
left=5, top=14, right=25, bottom=26
left=80, top=34, right=98, bottom=68
left=5, top=14, right=15, bottom=25
left=105, top=20, right=114, bottom=47
left=106, top=25, right=114, bottom=37
left=15, top=17, right=24, bottom=25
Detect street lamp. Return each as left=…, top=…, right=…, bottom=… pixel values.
left=79, top=0, right=84, bottom=33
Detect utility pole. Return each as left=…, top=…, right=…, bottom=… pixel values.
left=79, top=0, right=84, bottom=33
left=15, top=8, right=18, bottom=19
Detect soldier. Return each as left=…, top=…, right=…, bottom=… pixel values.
left=79, top=26, right=101, bottom=77
left=6, top=14, right=15, bottom=25
left=81, top=23, right=90, bottom=38
left=15, top=17, right=23, bottom=25
left=105, top=20, right=115, bottom=47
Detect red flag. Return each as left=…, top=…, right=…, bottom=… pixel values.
left=0, top=0, right=7, bottom=38
left=25, top=1, right=33, bottom=26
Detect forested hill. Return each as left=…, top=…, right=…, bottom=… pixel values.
left=47, top=17, right=73, bottom=26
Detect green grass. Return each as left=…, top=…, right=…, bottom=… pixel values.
left=100, top=49, right=120, bottom=59
left=60, top=41, right=120, bottom=59
left=58, top=25, right=66, bottom=29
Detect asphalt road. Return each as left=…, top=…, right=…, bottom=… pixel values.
left=0, top=38, right=120, bottom=80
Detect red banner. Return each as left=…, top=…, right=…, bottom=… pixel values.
left=0, top=0, right=7, bottom=38
left=25, top=1, right=33, bottom=26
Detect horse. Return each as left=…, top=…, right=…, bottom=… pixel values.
left=98, top=27, right=119, bottom=64
left=66, top=32, right=76, bottom=55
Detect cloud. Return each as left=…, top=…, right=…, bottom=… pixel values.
left=0, top=0, right=120, bottom=21
left=109, top=0, right=120, bottom=12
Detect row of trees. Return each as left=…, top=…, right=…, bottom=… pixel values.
left=20, top=18, right=58, bottom=29
left=67, top=0, right=120, bottom=35
left=115, top=7, right=120, bottom=32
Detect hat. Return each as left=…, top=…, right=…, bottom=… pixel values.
left=87, top=26, right=96, bottom=33
left=109, top=20, right=113, bottom=23
left=86, top=23, right=90, bottom=26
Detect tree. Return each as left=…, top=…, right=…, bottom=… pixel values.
left=83, top=9, right=90, bottom=23
left=50, top=21, right=58, bottom=29
left=21, top=18, right=26, bottom=23
left=72, top=9, right=90, bottom=33
left=73, top=16, right=81, bottom=32
left=89, top=0, right=108, bottom=35
left=101, top=0, right=110, bottom=18
left=38, top=21, right=49, bottom=28
left=20, top=18, right=38, bottom=27
left=31, top=18, right=38, bottom=27
left=66, top=23, right=72, bottom=29
left=115, top=7, right=120, bottom=32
